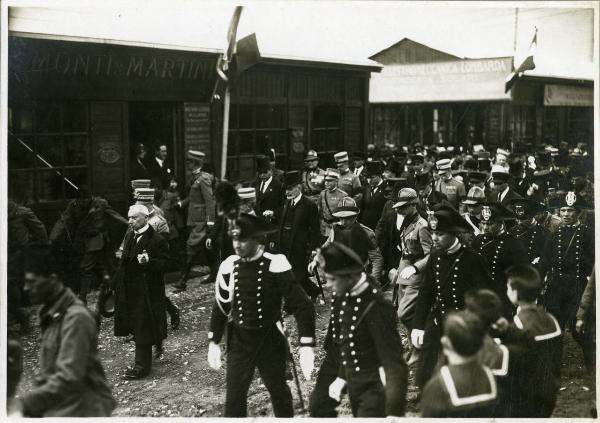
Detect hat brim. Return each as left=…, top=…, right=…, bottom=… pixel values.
left=332, top=210, right=359, bottom=218
left=324, top=263, right=364, bottom=276
left=392, top=199, right=418, bottom=209
left=461, top=199, right=483, bottom=205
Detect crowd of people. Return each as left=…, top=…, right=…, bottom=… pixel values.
left=5, top=139, right=596, bottom=418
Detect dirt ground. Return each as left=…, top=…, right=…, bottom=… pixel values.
left=14, top=271, right=596, bottom=418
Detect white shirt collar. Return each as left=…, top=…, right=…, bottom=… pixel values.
left=134, top=224, right=150, bottom=236
left=292, top=193, right=303, bottom=206
left=261, top=176, right=273, bottom=191
left=500, top=186, right=510, bottom=202
left=155, top=156, right=164, bottom=167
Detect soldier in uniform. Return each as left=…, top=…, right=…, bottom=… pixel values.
left=541, top=191, right=594, bottom=332
left=420, top=310, right=498, bottom=417
left=317, top=168, right=347, bottom=241
left=277, top=171, right=322, bottom=299
left=411, top=206, right=492, bottom=390
left=172, top=150, right=216, bottom=292
left=472, top=202, right=528, bottom=315
left=357, top=160, right=387, bottom=230
left=461, top=186, right=486, bottom=235
left=301, top=150, right=326, bottom=203
left=207, top=213, right=315, bottom=417
left=237, top=187, right=258, bottom=215
left=389, top=189, right=432, bottom=332
left=334, top=151, right=362, bottom=199
left=508, top=198, right=551, bottom=265
left=434, top=159, right=466, bottom=210
left=318, top=242, right=408, bottom=417
left=50, top=186, right=128, bottom=305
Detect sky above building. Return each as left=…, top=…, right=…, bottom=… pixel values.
left=8, top=0, right=596, bottom=75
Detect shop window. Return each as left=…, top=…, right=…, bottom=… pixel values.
left=8, top=101, right=90, bottom=203
left=313, top=105, right=342, bottom=158
left=542, top=106, right=560, bottom=145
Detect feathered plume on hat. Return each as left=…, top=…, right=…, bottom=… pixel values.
left=215, top=181, right=240, bottom=211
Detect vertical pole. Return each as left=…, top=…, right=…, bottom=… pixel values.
left=513, top=8, right=519, bottom=54
left=221, top=86, right=230, bottom=180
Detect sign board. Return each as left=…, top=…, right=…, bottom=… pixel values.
left=370, top=57, right=513, bottom=103
left=544, top=84, right=593, bottom=107
left=9, top=36, right=218, bottom=102
left=184, top=102, right=210, bottom=156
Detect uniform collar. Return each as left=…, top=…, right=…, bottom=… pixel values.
left=349, top=273, right=368, bottom=296
left=446, top=238, right=462, bottom=255
left=241, top=245, right=265, bottom=262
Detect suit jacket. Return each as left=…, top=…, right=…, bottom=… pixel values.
left=144, top=156, right=173, bottom=190
left=130, top=156, right=151, bottom=181
left=488, top=187, right=522, bottom=207
left=180, top=171, right=216, bottom=227
left=358, top=182, right=387, bottom=230
left=254, top=177, right=285, bottom=223
left=277, top=195, right=321, bottom=258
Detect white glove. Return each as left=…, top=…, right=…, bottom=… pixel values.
left=206, top=238, right=212, bottom=249
left=531, top=257, right=540, bottom=265
left=328, top=377, right=347, bottom=402
left=263, top=210, right=274, bottom=218
left=115, top=248, right=123, bottom=259
left=207, top=342, right=222, bottom=370
left=299, top=346, right=315, bottom=380
left=308, top=260, right=318, bottom=275
left=411, top=329, right=425, bottom=349
left=388, top=268, right=397, bottom=283
left=399, top=265, right=417, bottom=280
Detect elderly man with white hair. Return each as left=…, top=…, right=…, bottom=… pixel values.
left=113, top=204, right=170, bottom=380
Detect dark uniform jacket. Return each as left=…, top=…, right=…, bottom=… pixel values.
left=50, top=196, right=127, bottom=252
left=413, top=244, right=492, bottom=330
left=472, top=232, right=528, bottom=314
left=336, top=278, right=408, bottom=416
left=420, top=361, right=498, bottom=417
left=114, top=225, right=170, bottom=345
left=254, top=177, right=285, bottom=223
left=7, top=200, right=48, bottom=277
left=208, top=214, right=235, bottom=261
left=209, top=251, right=315, bottom=345
left=358, top=181, right=387, bottom=230
left=181, top=170, right=216, bottom=227
left=375, top=200, right=401, bottom=276
left=417, top=189, right=448, bottom=219
left=508, top=220, right=550, bottom=264
left=23, top=288, right=115, bottom=417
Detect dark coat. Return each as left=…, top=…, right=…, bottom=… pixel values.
left=22, top=288, right=115, bottom=417
left=130, top=156, right=151, bottom=181
left=254, top=177, right=285, bottom=222
left=358, top=182, right=387, bottom=230
left=417, top=189, right=448, bottom=219
left=144, top=155, right=173, bottom=190
left=277, top=195, right=321, bottom=260
left=375, top=200, right=400, bottom=274
left=487, top=187, right=522, bottom=207
left=7, top=200, right=48, bottom=278
left=114, top=225, right=170, bottom=345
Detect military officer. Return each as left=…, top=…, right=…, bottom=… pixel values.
left=507, top=198, right=551, bottom=265
left=472, top=202, right=528, bottom=315
left=318, top=242, right=408, bottom=417
left=541, top=191, right=594, bottom=332
left=317, top=169, right=348, bottom=240
left=237, top=187, right=258, bottom=215
left=172, top=150, right=216, bottom=292
left=301, top=150, right=326, bottom=203
left=434, top=159, right=466, bottom=210
left=207, top=213, right=315, bottom=417
left=410, top=205, right=492, bottom=389
left=461, top=186, right=486, bottom=236
left=334, top=151, right=362, bottom=199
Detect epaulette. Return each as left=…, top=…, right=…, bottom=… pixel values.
left=263, top=252, right=292, bottom=273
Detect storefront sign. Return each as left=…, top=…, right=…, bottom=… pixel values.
left=9, top=36, right=218, bottom=101
left=184, top=102, right=210, bottom=155
left=544, top=84, right=593, bottom=107
left=370, top=57, right=513, bottom=103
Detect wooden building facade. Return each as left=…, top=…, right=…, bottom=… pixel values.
left=369, top=38, right=593, bottom=152
left=7, top=35, right=377, bottom=225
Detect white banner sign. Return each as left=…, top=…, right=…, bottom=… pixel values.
left=544, top=84, right=593, bottom=107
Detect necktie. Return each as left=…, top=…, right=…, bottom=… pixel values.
left=260, top=181, right=266, bottom=193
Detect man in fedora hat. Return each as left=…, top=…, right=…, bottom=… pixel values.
left=415, top=168, right=447, bottom=218
left=317, top=168, right=348, bottom=240
left=358, top=160, right=387, bottom=230
left=302, top=150, right=326, bottom=203
left=254, top=155, right=285, bottom=223
left=487, top=165, right=521, bottom=207
left=389, top=188, right=432, bottom=339
left=277, top=171, right=321, bottom=299
left=508, top=198, right=551, bottom=265
left=208, top=213, right=315, bottom=417
left=472, top=202, right=528, bottom=315
left=334, top=151, right=361, bottom=199
left=172, top=150, right=216, bottom=292
left=434, top=159, right=466, bottom=210
left=316, top=242, right=408, bottom=417
left=411, top=205, right=492, bottom=390
left=541, top=191, right=594, bottom=333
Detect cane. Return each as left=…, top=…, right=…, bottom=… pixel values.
left=313, top=270, right=327, bottom=306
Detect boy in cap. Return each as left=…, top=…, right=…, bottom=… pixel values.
left=207, top=213, right=315, bottom=417
left=357, top=160, right=387, bottom=230
left=16, top=243, right=116, bottom=416
left=318, top=242, right=408, bottom=417
left=302, top=150, right=326, bottom=202
left=472, top=202, right=528, bottom=315
left=541, top=192, right=594, bottom=332
left=317, top=168, right=348, bottom=240
left=420, top=310, right=498, bottom=417
left=411, top=205, right=492, bottom=390
left=508, top=198, right=551, bottom=265
left=434, top=159, right=466, bottom=210
left=277, top=170, right=322, bottom=299
left=334, top=151, right=362, bottom=199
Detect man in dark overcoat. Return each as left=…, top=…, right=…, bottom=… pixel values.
left=254, top=154, right=285, bottom=223
left=114, top=204, right=170, bottom=379
left=357, top=160, right=387, bottom=230
left=277, top=170, right=322, bottom=299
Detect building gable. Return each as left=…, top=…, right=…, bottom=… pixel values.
left=369, top=38, right=460, bottom=65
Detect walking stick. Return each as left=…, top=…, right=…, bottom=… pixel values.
left=313, top=270, right=327, bottom=306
